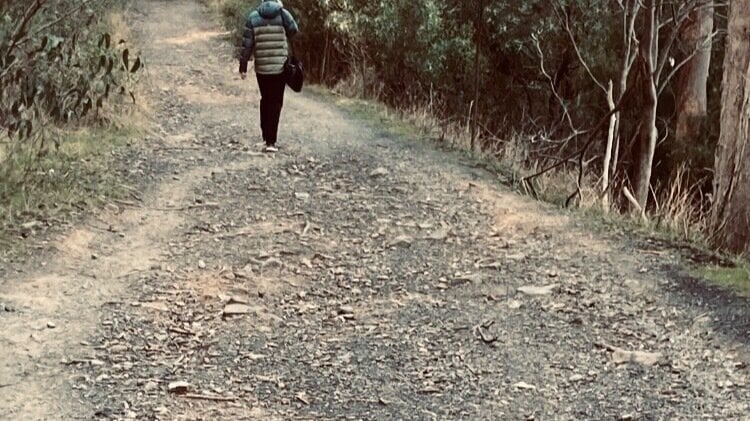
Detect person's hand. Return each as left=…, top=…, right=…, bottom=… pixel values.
left=240, top=72, right=247, bottom=80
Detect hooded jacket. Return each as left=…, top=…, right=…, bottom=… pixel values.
left=239, top=1, right=299, bottom=75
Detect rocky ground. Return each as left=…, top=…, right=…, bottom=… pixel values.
left=1, top=1, right=749, bottom=420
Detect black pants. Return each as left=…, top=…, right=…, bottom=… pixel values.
left=256, top=73, right=286, bottom=146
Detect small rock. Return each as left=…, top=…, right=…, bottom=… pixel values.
left=428, top=228, right=450, bottom=241
left=234, top=264, right=254, bottom=279
left=46, top=322, right=56, bottom=329
left=389, top=235, right=413, bottom=248
left=21, top=221, right=40, bottom=230
left=338, top=305, right=355, bottom=315
left=94, top=408, right=114, bottom=418
left=228, top=296, right=250, bottom=305
left=369, top=167, right=389, bottom=178
left=453, top=273, right=483, bottom=285
left=518, top=284, right=558, bottom=296
left=223, top=304, right=251, bottom=317
left=513, top=381, right=537, bottom=391
left=294, top=192, right=310, bottom=200
left=568, top=374, right=584, bottom=382
left=109, top=344, right=128, bottom=353
left=198, top=260, right=207, bottom=269
left=168, top=381, right=192, bottom=394
left=612, top=348, right=663, bottom=366
left=141, top=301, right=169, bottom=312
left=507, top=300, right=523, bottom=310
left=261, top=258, right=283, bottom=269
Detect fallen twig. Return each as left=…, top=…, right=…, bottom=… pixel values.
left=623, top=186, right=647, bottom=220
left=113, top=199, right=140, bottom=208
left=521, top=82, right=636, bottom=199
left=168, top=326, right=195, bottom=336
left=216, top=229, right=254, bottom=239
left=151, top=203, right=220, bottom=212
left=181, top=393, right=237, bottom=402
left=154, top=146, right=203, bottom=151
left=594, top=341, right=616, bottom=352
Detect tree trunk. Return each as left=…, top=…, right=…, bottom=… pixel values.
left=710, top=0, right=750, bottom=255
left=321, top=30, right=330, bottom=82
left=602, top=80, right=616, bottom=208
left=632, top=77, right=658, bottom=210
left=674, top=3, right=714, bottom=161
left=470, top=0, right=485, bottom=150
left=631, top=0, right=658, bottom=212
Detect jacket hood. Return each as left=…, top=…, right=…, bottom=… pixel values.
left=258, top=1, right=283, bottom=19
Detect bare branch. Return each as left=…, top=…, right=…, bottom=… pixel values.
left=522, top=88, right=633, bottom=184
left=4, top=0, right=46, bottom=62
left=555, top=1, right=607, bottom=94
left=531, top=32, right=580, bottom=135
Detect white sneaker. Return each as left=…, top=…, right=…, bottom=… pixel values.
left=264, top=145, right=279, bottom=153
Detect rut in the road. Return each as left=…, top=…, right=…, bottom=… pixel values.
left=2, top=1, right=749, bottom=420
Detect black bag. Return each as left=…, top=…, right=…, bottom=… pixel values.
left=281, top=10, right=304, bottom=92
left=284, top=55, right=304, bottom=92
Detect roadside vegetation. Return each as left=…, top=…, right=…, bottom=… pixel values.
left=0, top=1, right=145, bottom=255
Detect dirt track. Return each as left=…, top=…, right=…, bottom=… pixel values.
left=1, top=1, right=749, bottom=419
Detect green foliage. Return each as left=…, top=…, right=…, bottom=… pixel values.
left=0, top=1, right=142, bottom=138
left=695, top=264, right=750, bottom=297
left=0, top=0, right=142, bottom=204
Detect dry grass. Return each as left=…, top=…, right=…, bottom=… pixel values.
left=652, top=165, right=709, bottom=243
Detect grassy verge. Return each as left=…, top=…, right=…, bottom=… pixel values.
left=0, top=127, right=141, bottom=256
left=693, top=264, right=750, bottom=297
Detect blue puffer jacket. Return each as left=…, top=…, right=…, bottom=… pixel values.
left=239, top=1, right=299, bottom=75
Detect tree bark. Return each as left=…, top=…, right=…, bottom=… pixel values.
left=631, top=0, right=658, bottom=213
left=674, top=2, right=714, bottom=161
left=711, top=0, right=750, bottom=255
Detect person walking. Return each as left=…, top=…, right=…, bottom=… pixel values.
left=239, top=0, right=298, bottom=153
